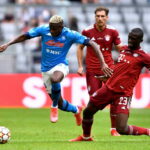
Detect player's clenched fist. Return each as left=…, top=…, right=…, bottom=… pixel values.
left=0, top=44, right=9, bottom=52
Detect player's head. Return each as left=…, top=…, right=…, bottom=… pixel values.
left=94, top=6, right=109, bottom=28
left=49, top=15, right=64, bottom=37
left=128, top=28, right=143, bottom=50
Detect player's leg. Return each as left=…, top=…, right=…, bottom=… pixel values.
left=88, top=73, right=120, bottom=136
left=82, top=102, right=99, bottom=137
left=42, top=71, right=59, bottom=123
left=69, top=85, right=114, bottom=141
left=51, top=70, right=78, bottom=112
left=69, top=101, right=99, bottom=141
left=50, top=71, right=64, bottom=108
left=115, top=96, right=150, bottom=136
left=57, top=96, right=82, bottom=125
left=49, top=71, right=63, bottom=123
left=86, top=72, right=107, bottom=134
left=116, top=113, right=150, bottom=136
left=56, top=91, right=82, bottom=126
left=110, top=103, right=120, bottom=136
left=86, top=72, right=102, bottom=96
left=42, top=64, right=80, bottom=123
left=50, top=63, right=82, bottom=125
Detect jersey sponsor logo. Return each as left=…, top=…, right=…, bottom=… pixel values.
left=46, top=49, right=61, bottom=55
left=45, top=40, right=64, bottom=47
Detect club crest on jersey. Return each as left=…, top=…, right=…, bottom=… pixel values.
left=91, top=37, right=96, bottom=41
left=133, top=53, right=139, bottom=57
left=61, top=36, right=66, bottom=41
left=46, top=33, right=52, bottom=36
left=104, top=35, right=111, bottom=41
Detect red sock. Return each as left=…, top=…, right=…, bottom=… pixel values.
left=82, top=119, right=93, bottom=137
left=128, top=125, right=149, bottom=135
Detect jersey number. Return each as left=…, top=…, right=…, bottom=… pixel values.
left=119, top=97, right=131, bottom=109
left=118, top=54, right=125, bottom=62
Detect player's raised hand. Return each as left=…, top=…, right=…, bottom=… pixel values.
left=101, top=63, right=113, bottom=77
left=77, top=66, right=84, bottom=76
left=0, top=44, right=9, bottom=52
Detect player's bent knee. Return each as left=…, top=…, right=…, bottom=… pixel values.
left=116, top=125, right=127, bottom=135
left=51, top=76, right=60, bottom=83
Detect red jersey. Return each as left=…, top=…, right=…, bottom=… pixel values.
left=106, top=46, right=150, bottom=96
left=82, top=24, right=121, bottom=74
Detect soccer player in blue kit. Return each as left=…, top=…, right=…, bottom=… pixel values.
left=0, top=15, right=112, bottom=125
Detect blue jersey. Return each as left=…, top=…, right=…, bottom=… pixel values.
left=26, top=24, right=89, bottom=72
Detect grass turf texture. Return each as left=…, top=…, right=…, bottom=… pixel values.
left=0, top=108, right=149, bottom=150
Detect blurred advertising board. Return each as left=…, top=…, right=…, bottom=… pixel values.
left=0, top=74, right=150, bottom=108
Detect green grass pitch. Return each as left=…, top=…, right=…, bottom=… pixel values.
left=0, top=108, right=150, bottom=150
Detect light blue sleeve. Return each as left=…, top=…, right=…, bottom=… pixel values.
left=27, top=25, right=44, bottom=38
left=69, top=30, right=89, bottom=45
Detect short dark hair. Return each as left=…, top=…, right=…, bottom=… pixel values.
left=131, top=28, right=144, bottom=40
left=94, top=6, right=109, bottom=16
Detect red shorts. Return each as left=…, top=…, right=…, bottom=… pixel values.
left=90, top=84, right=132, bottom=114
left=86, top=71, right=103, bottom=95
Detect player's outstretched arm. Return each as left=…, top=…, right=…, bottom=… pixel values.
left=0, top=34, right=29, bottom=53
left=77, top=44, right=85, bottom=76
left=88, top=40, right=113, bottom=77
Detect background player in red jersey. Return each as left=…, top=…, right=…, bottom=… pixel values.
left=77, top=6, right=122, bottom=136
left=70, top=28, right=150, bottom=141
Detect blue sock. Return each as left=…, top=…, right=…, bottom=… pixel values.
left=51, top=83, right=61, bottom=107
left=60, top=99, right=78, bottom=113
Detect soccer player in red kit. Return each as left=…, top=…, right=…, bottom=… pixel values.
left=77, top=6, right=122, bottom=136
left=70, top=28, right=150, bottom=141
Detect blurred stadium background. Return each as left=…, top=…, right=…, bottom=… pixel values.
left=0, top=0, right=150, bottom=109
